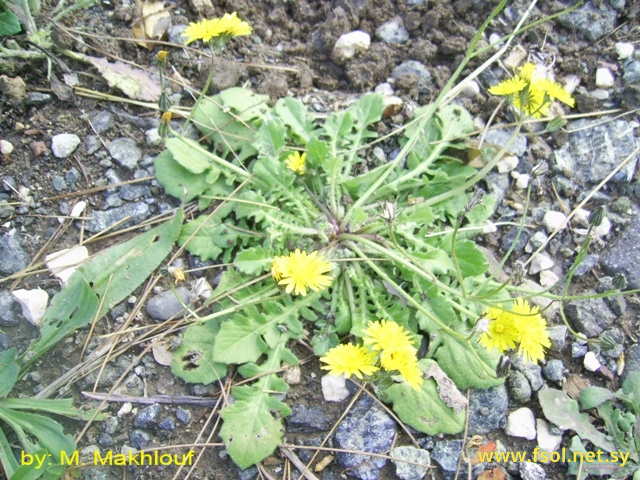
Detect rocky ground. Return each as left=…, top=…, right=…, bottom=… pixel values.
left=1, top=0, right=640, bottom=479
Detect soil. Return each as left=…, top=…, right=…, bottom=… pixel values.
left=1, top=0, right=639, bottom=479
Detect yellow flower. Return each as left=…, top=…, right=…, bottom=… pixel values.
left=182, top=12, right=251, bottom=45
left=167, top=266, right=185, bottom=284
left=271, top=249, right=333, bottom=296
left=479, top=306, right=519, bottom=354
left=362, top=320, right=417, bottom=354
left=285, top=151, right=306, bottom=175
left=511, top=298, right=551, bottom=364
left=379, top=348, right=423, bottom=390
left=488, top=62, right=574, bottom=118
left=320, top=344, right=379, bottom=379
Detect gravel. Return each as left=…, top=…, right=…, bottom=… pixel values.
left=145, top=287, right=191, bottom=321
left=467, top=385, right=508, bottom=434
left=108, top=138, right=142, bottom=169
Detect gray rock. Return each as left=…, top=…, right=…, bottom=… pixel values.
left=104, top=194, right=123, bottom=208
left=0, top=229, right=29, bottom=275
left=573, top=254, right=599, bottom=277
left=621, top=344, right=640, bottom=382
left=51, top=133, right=81, bottom=159
left=557, top=1, right=617, bottom=41
left=118, top=185, right=151, bottom=201
left=0, top=290, right=21, bottom=327
left=468, top=385, right=508, bottom=434
left=167, top=24, right=187, bottom=45
left=108, top=138, right=142, bottom=169
left=390, top=446, right=430, bottom=480
left=507, top=371, right=532, bottom=403
left=601, top=215, right=640, bottom=289
left=65, top=168, right=81, bottom=189
left=159, top=417, right=176, bottom=431
left=391, top=61, right=432, bottom=89
left=286, top=404, right=331, bottom=432
left=520, top=460, right=546, bottom=480
left=483, top=128, right=528, bottom=157
left=97, top=433, right=114, bottom=448
left=622, top=60, right=640, bottom=108
left=129, top=430, right=150, bottom=449
left=431, top=440, right=466, bottom=476
left=133, top=403, right=162, bottom=429
left=565, top=296, right=616, bottom=337
left=501, top=227, right=531, bottom=251
left=376, top=18, right=409, bottom=44
left=600, top=327, right=624, bottom=358
left=543, top=360, right=564, bottom=384
left=145, top=287, right=190, bottom=321
left=2, top=176, right=17, bottom=192
left=554, top=118, right=639, bottom=184
left=176, top=407, right=191, bottom=424
left=237, top=466, right=258, bottom=480
left=572, top=342, right=588, bottom=358
left=52, top=175, right=67, bottom=191
left=84, top=202, right=151, bottom=233
left=103, top=416, right=118, bottom=434
left=623, top=59, right=640, bottom=84
left=547, top=325, right=567, bottom=353
left=0, top=334, right=11, bottom=352
left=512, top=357, right=544, bottom=391
left=334, top=396, right=397, bottom=480
left=91, top=111, right=115, bottom=134
left=85, top=135, right=102, bottom=155
left=25, top=92, right=52, bottom=105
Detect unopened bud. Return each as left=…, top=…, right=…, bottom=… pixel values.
left=159, top=91, right=172, bottom=113
left=155, top=50, right=169, bottom=66
left=158, top=111, right=172, bottom=138
left=599, top=331, right=617, bottom=351
left=588, top=206, right=604, bottom=227
left=546, top=117, right=566, bottom=133
left=613, top=274, right=627, bottom=291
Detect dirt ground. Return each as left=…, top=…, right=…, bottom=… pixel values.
left=1, top=0, right=639, bottom=479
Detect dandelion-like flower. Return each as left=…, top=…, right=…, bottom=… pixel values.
left=488, top=62, right=575, bottom=118
left=167, top=266, right=185, bottom=284
left=362, top=320, right=417, bottom=354
left=379, top=348, right=424, bottom=390
left=271, top=249, right=333, bottom=296
left=320, top=344, right=379, bottom=379
left=479, top=298, right=550, bottom=364
left=182, top=12, right=252, bottom=45
left=285, top=151, right=306, bottom=175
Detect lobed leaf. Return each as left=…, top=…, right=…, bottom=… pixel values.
left=171, top=320, right=227, bottom=385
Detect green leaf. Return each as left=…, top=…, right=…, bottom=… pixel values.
left=431, top=336, right=502, bottom=389
left=155, top=150, right=213, bottom=202
left=452, top=240, right=489, bottom=278
left=171, top=321, right=227, bottom=385
left=0, top=398, right=103, bottom=421
left=621, top=371, right=640, bottom=413
left=21, top=211, right=183, bottom=370
left=306, top=136, right=329, bottom=168
left=179, top=215, right=245, bottom=262
left=219, top=385, right=285, bottom=469
left=213, top=309, right=270, bottom=364
left=353, top=93, right=385, bottom=127
left=274, top=97, right=315, bottom=143
left=0, top=10, right=21, bottom=36
left=254, top=118, right=286, bottom=158
left=165, top=136, right=214, bottom=174
left=382, top=360, right=465, bottom=435
left=0, top=427, right=19, bottom=478
left=579, top=386, right=616, bottom=410
left=219, top=87, right=270, bottom=122
left=235, top=246, right=273, bottom=275
left=0, top=348, right=18, bottom=397
left=566, top=436, right=622, bottom=479
left=437, top=104, right=474, bottom=142
left=539, top=388, right=616, bottom=452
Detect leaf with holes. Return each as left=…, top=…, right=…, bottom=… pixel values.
left=172, top=320, right=227, bottom=385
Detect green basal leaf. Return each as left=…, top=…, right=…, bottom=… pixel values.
left=165, top=136, right=215, bottom=174
left=171, top=320, right=227, bottom=385
left=437, top=103, right=474, bottom=142
left=0, top=398, right=103, bottom=421
left=219, top=87, right=270, bottom=122
left=0, top=348, right=18, bottom=397
left=274, top=96, right=316, bottom=144
left=0, top=427, right=19, bottom=479
left=621, top=371, right=640, bottom=414
left=382, top=360, right=465, bottom=435
left=178, top=214, right=245, bottom=263
left=213, top=307, right=270, bottom=364
left=306, top=135, right=330, bottom=168
left=235, top=246, right=274, bottom=275
left=353, top=93, right=385, bottom=127
left=253, top=118, right=286, bottom=158
left=155, top=150, right=216, bottom=202
left=0, top=10, right=21, bottom=36
left=579, top=386, right=616, bottom=410
left=451, top=240, right=489, bottom=278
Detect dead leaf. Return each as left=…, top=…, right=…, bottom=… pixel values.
left=564, top=374, right=590, bottom=400
left=73, top=52, right=161, bottom=102
left=132, top=0, right=171, bottom=50
left=424, top=361, right=469, bottom=413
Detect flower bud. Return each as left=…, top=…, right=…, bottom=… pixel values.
left=588, top=206, right=604, bottom=227
left=599, top=331, right=618, bottom=352
left=158, top=91, right=172, bottom=113
left=158, top=111, right=172, bottom=138
left=613, top=274, right=627, bottom=291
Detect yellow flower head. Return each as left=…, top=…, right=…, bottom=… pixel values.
left=379, top=348, right=423, bottom=390
left=488, top=62, right=574, bottom=118
left=156, top=50, right=169, bottom=63
left=362, top=320, right=417, bottom=354
left=320, top=344, right=379, bottom=379
left=271, top=249, right=333, bottom=296
left=511, top=298, right=551, bottom=364
left=182, top=12, right=251, bottom=45
left=479, top=306, right=519, bottom=354
left=167, top=266, right=185, bottom=284
left=285, top=151, right=307, bottom=175
left=161, top=111, right=172, bottom=123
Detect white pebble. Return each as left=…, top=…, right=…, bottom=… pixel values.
left=505, top=407, right=537, bottom=440
left=529, top=253, right=554, bottom=275
left=117, top=402, right=133, bottom=417
left=459, top=79, right=480, bottom=98
left=536, top=419, right=563, bottom=458
left=45, top=246, right=89, bottom=284
left=51, top=133, right=81, bottom=159
left=321, top=374, right=350, bottom=402
left=595, top=68, right=615, bottom=88
left=12, top=289, right=49, bottom=326
left=497, top=155, right=519, bottom=173
left=0, top=139, right=14, bottom=155
left=331, top=31, right=371, bottom=65
left=514, top=173, right=530, bottom=189
left=489, top=33, right=502, bottom=47
left=70, top=201, right=87, bottom=218
left=145, top=128, right=162, bottom=147
left=589, top=89, right=610, bottom=100
left=375, top=82, right=395, bottom=96
left=539, top=270, right=559, bottom=288
left=584, top=351, right=601, bottom=372
left=615, top=42, right=634, bottom=60
left=543, top=211, right=567, bottom=232
left=283, top=365, right=301, bottom=385
left=593, top=217, right=611, bottom=237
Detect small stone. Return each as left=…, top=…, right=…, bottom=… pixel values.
left=25, top=92, right=52, bottom=105
left=0, top=291, right=21, bottom=327
left=573, top=254, right=599, bottom=277
left=547, top=326, right=567, bottom=353
left=283, top=365, right=301, bottom=385
left=572, top=342, right=588, bottom=358
left=431, top=440, right=465, bottom=475
left=505, top=408, right=536, bottom=440
left=589, top=88, right=610, bottom=100
left=503, top=45, right=527, bottom=70
left=176, top=407, right=191, bottom=424
left=539, top=270, right=559, bottom=288
left=536, top=419, right=563, bottom=457
left=595, top=68, right=615, bottom=88
left=507, top=370, right=532, bottom=403
left=0, top=140, right=14, bottom=155
left=459, top=79, right=480, bottom=98
left=0, top=75, right=27, bottom=105
left=520, top=461, right=546, bottom=480
left=51, top=133, right=81, bottom=158
left=331, top=31, right=371, bottom=65
left=391, top=60, right=432, bottom=89
left=375, top=83, right=394, bottom=96
left=321, top=374, right=350, bottom=402
left=91, top=111, right=115, bottom=134
left=117, top=402, right=133, bottom=417
left=108, top=138, right=142, bottom=169
left=51, top=175, right=67, bottom=191
left=129, top=430, right=150, bottom=449
left=159, top=417, right=176, bottom=431
left=376, top=18, right=409, bottom=44
left=468, top=385, right=508, bottom=434
left=615, top=42, right=634, bottom=60
left=584, top=351, right=601, bottom=372
left=514, top=173, right=530, bottom=189
left=286, top=404, right=331, bottom=433
left=565, top=296, right=615, bottom=337
left=12, top=289, right=49, bottom=326
left=84, top=202, right=151, bottom=233
left=0, top=229, right=30, bottom=275
left=497, top=155, right=519, bottom=173
left=543, top=211, right=567, bottom=232
left=390, top=446, right=430, bottom=480
left=593, top=217, right=611, bottom=237
left=85, top=135, right=102, bottom=155
left=145, top=287, right=190, bottom=321
left=529, top=253, right=554, bottom=275
left=133, top=403, right=162, bottom=429
left=103, top=416, right=119, bottom=434
left=543, top=359, right=564, bottom=384
left=97, top=433, right=114, bottom=448
left=145, top=128, right=162, bottom=147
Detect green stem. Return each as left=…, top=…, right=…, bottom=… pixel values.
left=450, top=216, right=467, bottom=298
left=181, top=43, right=217, bottom=134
